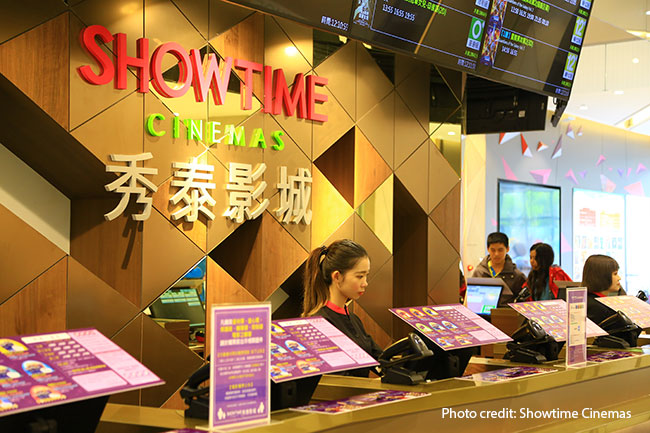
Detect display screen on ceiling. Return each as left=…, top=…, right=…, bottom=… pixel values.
left=229, top=0, right=355, bottom=34
left=229, top=0, right=592, bottom=101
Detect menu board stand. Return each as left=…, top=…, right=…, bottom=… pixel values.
left=413, top=335, right=477, bottom=382
left=270, top=374, right=321, bottom=411
left=504, top=320, right=562, bottom=364
left=0, top=395, right=108, bottom=433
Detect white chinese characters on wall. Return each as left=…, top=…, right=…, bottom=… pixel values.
left=103, top=155, right=312, bottom=226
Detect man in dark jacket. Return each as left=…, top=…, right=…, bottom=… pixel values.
left=471, top=232, right=526, bottom=303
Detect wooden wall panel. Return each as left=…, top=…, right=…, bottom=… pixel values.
left=209, top=213, right=307, bottom=301
left=0, top=258, right=67, bottom=337
left=392, top=179, right=429, bottom=338
left=205, top=258, right=257, bottom=356
left=0, top=204, right=66, bottom=304
left=354, top=128, right=392, bottom=207
left=314, top=128, right=355, bottom=206
left=141, top=209, right=204, bottom=309
left=431, top=182, right=461, bottom=253
left=66, top=257, right=140, bottom=338
left=70, top=199, right=143, bottom=306
left=0, top=13, right=69, bottom=129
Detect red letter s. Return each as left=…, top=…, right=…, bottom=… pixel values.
left=77, top=25, right=114, bottom=85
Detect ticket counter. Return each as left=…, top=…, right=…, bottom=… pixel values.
left=98, top=351, right=650, bottom=433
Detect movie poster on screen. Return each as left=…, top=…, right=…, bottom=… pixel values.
left=566, top=288, right=587, bottom=367
left=209, top=304, right=270, bottom=430
left=390, top=304, right=511, bottom=351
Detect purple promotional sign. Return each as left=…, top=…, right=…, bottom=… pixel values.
left=270, top=317, right=378, bottom=382
left=390, top=304, right=511, bottom=351
left=0, top=328, right=163, bottom=417
left=596, top=296, right=650, bottom=328
left=508, top=299, right=607, bottom=342
left=209, top=304, right=270, bottom=430
left=566, top=288, right=587, bottom=367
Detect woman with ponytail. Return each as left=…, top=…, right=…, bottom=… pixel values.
left=303, top=239, right=382, bottom=376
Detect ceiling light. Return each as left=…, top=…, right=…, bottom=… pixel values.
left=362, top=43, right=373, bottom=50
left=448, top=131, right=456, bottom=135
left=338, top=35, right=348, bottom=44
left=579, top=104, right=588, bottom=110
left=646, top=10, right=650, bottom=15
left=614, top=90, right=625, bottom=95
left=633, top=58, right=640, bottom=64
left=284, top=46, right=298, bottom=56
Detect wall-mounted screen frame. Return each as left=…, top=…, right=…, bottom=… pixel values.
left=498, top=179, right=561, bottom=275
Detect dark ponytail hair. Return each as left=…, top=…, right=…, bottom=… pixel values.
left=527, top=243, right=554, bottom=300
left=303, top=239, right=368, bottom=316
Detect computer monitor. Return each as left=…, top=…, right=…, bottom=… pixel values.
left=465, top=278, right=506, bottom=317
left=554, top=281, right=582, bottom=301
left=149, top=287, right=206, bottom=330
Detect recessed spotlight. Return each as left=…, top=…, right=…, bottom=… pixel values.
left=579, top=104, right=588, bottom=110
left=614, top=90, right=625, bottom=95
left=284, top=46, right=298, bottom=56
left=633, top=58, right=640, bottom=64
left=448, top=131, right=456, bottom=135
left=646, top=10, right=650, bottom=15
left=362, top=43, right=373, bottom=50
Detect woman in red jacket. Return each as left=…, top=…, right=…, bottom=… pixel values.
left=523, top=243, right=572, bottom=301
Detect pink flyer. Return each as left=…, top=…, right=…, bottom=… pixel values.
left=291, top=390, right=429, bottom=414
left=0, top=328, right=163, bottom=417
left=508, top=300, right=607, bottom=342
left=270, top=317, right=378, bottom=382
left=390, top=304, right=511, bottom=351
left=458, top=366, right=557, bottom=382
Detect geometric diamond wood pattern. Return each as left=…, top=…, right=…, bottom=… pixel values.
left=1, top=1, right=462, bottom=409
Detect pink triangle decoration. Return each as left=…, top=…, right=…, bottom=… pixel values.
left=491, top=218, right=498, bottom=227
left=530, top=169, right=552, bottom=184
left=627, top=168, right=632, bottom=177
left=579, top=170, right=587, bottom=178
left=617, top=168, right=624, bottom=177
left=637, top=163, right=647, bottom=174
left=596, top=155, right=606, bottom=166
left=551, top=136, right=562, bottom=159
left=537, top=141, right=548, bottom=151
left=501, top=157, right=518, bottom=181
left=577, top=126, right=583, bottom=137
left=624, top=182, right=645, bottom=196
left=565, top=169, right=578, bottom=185
left=499, top=132, right=520, bottom=145
left=521, top=135, right=532, bottom=157
left=561, top=233, right=572, bottom=252
left=600, top=174, right=616, bottom=193
left=566, top=123, right=575, bottom=139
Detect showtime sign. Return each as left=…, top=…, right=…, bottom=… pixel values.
left=77, top=25, right=329, bottom=122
